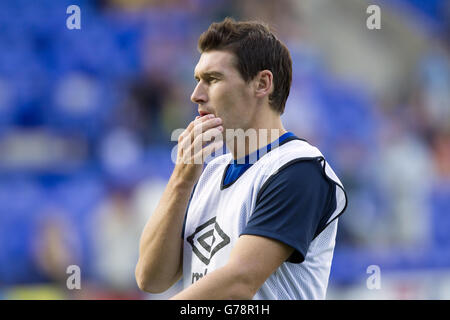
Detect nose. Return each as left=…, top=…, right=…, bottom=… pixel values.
left=191, top=82, right=208, bottom=104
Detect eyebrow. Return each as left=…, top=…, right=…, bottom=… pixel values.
left=194, top=71, right=224, bottom=80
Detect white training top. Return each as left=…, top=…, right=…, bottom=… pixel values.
left=182, top=138, right=347, bottom=299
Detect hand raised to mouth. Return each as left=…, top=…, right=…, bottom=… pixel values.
left=174, top=114, right=224, bottom=185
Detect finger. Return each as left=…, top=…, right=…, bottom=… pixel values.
left=179, top=119, right=196, bottom=142
left=193, top=139, right=224, bottom=164
left=193, top=126, right=223, bottom=148
left=181, top=114, right=214, bottom=144
left=191, top=114, right=214, bottom=130
left=191, top=127, right=223, bottom=164
left=179, top=115, right=207, bottom=145
left=192, top=116, right=222, bottom=139
left=179, top=115, right=221, bottom=158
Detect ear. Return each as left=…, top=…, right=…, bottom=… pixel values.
left=254, top=70, right=273, bottom=99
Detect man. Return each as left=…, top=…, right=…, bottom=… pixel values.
left=135, top=18, right=347, bottom=300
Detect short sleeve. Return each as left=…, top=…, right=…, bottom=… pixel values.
left=241, top=159, right=336, bottom=263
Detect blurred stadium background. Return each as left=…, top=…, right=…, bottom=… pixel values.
left=0, top=0, right=449, bottom=300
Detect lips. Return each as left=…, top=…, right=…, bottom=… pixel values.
left=198, top=110, right=213, bottom=117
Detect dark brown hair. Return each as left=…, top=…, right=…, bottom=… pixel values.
left=198, top=17, right=292, bottom=114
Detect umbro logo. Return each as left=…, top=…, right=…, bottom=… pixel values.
left=187, top=217, right=230, bottom=265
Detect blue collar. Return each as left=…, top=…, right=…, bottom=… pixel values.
left=223, top=131, right=297, bottom=187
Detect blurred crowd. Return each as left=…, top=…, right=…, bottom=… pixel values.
left=0, top=0, right=449, bottom=299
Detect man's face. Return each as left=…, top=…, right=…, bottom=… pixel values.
left=191, top=50, right=257, bottom=137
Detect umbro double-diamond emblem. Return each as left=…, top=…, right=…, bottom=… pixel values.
left=187, top=217, right=230, bottom=265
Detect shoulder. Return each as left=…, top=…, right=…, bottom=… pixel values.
left=257, top=158, right=330, bottom=201
left=255, top=138, right=325, bottom=179
left=244, top=159, right=336, bottom=263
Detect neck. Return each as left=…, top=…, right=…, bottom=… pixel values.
left=226, top=116, right=287, bottom=160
